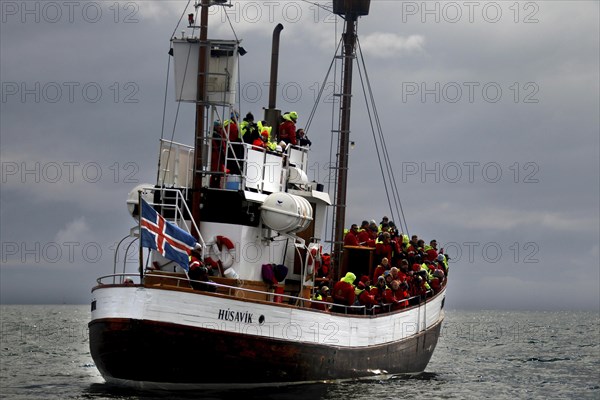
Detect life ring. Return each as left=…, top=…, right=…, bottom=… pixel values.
left=212, top=235, right=235, bottom=270
left=307, top=245, right=322, bottom=275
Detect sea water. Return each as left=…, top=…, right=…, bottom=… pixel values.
left=1, top=305, right=598, bottom=399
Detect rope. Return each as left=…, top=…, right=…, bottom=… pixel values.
left=160, top=4, right=198, bottom=187
left=355, top=38, right=410, bottom=236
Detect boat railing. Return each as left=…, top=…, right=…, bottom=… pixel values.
left=96, top=272, right=335, bottom=309
left=95, top=273, right=433, bottom=317
left=114, top=186, right=207, bottom=277
left=157, top=139, right=195, bottom=194
left=157, top=135, right=311, bottom=196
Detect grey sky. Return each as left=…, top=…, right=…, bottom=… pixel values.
left=1, top=1, right=598, bottom=310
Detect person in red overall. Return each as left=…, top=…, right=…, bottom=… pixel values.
left=393, top=281, right=410, bottom=308
left=370, top=276, right=387, bottom=303
left=278, top=111, right=298, bottom=145
left=224, top=110, right=240, bottom=142
left=356, top=221, right=371, bottom=245
left=381, top=280, right=398, bottom=310
left=372, top=257, right=390, bottom=283
left=332, top=272, right=356, bottom=312
left=375, top=232, right=396, bottom=265
left=188, top=251, right=215, bottom=292
left=356, top=281, right=377, bottom=312
left=252, top=129, right=269, bottom=149
left=425, top=239, right=439, bottom=262
left=344, top=224, right=360, bottom=246
left=210, top=122, right=227, bottom=188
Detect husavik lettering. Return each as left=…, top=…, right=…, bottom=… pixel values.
left=218, top=308, right=253, bottom=323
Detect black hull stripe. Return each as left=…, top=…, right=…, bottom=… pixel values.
left=89, top=317, right=443, bottom=386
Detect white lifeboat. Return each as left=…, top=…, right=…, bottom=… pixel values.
left=126, top=184, right=155, bottom=220
left=261, top=193, right=313, bottom=234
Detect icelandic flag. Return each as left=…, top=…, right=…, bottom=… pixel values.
left=140, top=199, right=198, bottom=271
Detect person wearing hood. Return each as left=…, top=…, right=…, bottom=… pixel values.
left=278, top=111, right=298, bottom=145
left=311, top=286, right=331, bottom=311
left=240, top=112, right=257, bottom=144
left=332, top=272, right=356, bottom=311
left=355, top=280, right=377, bottom=312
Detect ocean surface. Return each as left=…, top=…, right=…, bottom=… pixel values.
left=0, top=306, right=598, bottom=400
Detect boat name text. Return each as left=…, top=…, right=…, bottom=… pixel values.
left=218, top=309, right=253, bottom=324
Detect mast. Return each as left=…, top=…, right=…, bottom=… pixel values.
left=191, top=0, right=210, bottom=239
left=332, top=0, right=370, bottom=273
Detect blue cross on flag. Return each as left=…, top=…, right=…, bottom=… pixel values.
left=140, top=199, right=198, bottom=271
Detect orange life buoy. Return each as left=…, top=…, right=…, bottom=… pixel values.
left=212, top=235, right=235, bottom=269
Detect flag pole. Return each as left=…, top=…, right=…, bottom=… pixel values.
left=138, top=190, right=143, bottom=284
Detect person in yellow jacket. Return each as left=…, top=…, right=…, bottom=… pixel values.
left=256, top=121, right=277, bottom=151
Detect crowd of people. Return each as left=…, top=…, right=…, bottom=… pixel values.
left=312, top=216, right=449, bottom=314
left=209, top=110, right=311, bottom=187
left=213, top=110, right=311, bottom=152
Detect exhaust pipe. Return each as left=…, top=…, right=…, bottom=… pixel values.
left=264, top=23, right=284, bottom=132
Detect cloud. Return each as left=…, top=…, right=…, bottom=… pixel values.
left=423, top=204, right=598, bottom=234
left=1, top=1, right=598, bottom=309
left=359, top=33, right=425, bottom=58
left=55, top=217, right=92, bottom=244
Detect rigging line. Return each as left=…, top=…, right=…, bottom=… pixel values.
left=170, top=0, right=193, bottom=40
left=355, top=37, right=405, bottom=234
left=299, top=0, right=333, bottom=13
left=351, top=26, right=401, bottom=229
left=157, top=55, right=172, bottom=183
left=366, top=64, right=410, bottom=236
left=357, top=39, right=410, bottom=235
left=322, top=18, right=342, bottom=252
left=224, top=5, right=240, bottom=43
left=224, top=7, right=243, bottom=119
left=160, top=11, right=199, bottom=187
left=324, top=16, right=340, bottom=250
left=159, top=56, right=172, bottom=142
left=353, top=38, right=394, bottom=223
left=158, top=0, right=193, bottom=185
left=304, top=37, right=343, bottom=133
left=354, top=40, right=398, bottom=230
left=327, top=17, right=340, bottom=249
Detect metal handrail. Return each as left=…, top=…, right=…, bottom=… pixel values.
left=94, top=273, right=438, bottom=317
left=148, top=187, right=206, bottom=250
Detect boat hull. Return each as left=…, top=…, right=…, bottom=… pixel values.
left=89, top=316, right=442, bottom=387
left=89, top=285, right=445, bottom=388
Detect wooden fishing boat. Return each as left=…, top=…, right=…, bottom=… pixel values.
left=89, top=0, right=447, bottom=389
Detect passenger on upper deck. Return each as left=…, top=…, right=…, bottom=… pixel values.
left=297, top=128, right=311, bottom=147
left=377, top=223, right=390, bottom=242
left=392, top=280, right=410, bottom=308
left=370, top=275, right=387, bottom=307
left=378, top=216, right=389, bottom=232
left=355, top=280, right=377, bottom=310
left=356, top=220, right=370, bottom=243
left=210, top=121, right=227, bottom=188
left=311, top=286, right=331, bottom=311
left=373, top=257, right=390, bottom=282
left=332, top=272, right=356, bottom=311
left=224, top=110, right=240, bottom=142
left=344, top=224, right=360, bottom=247
left=425, top=239, right=438, bottom=262
left=240, top=112, right=257, bottom=144
left=188, top=250, right=216, bottom=292
left=278, top=111, right=298, bottom=145
left=375, top=232, right=400, bottom=266
left=252, top=127, right=270, bottom=150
